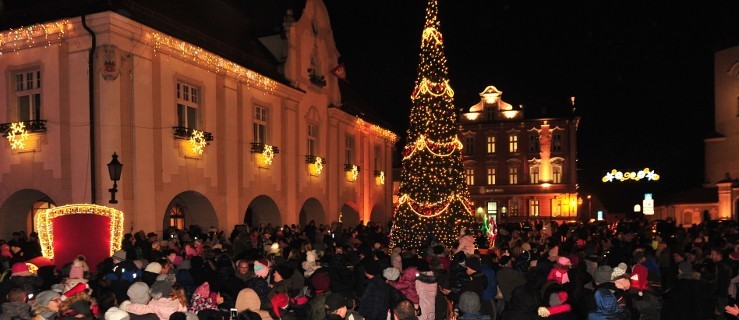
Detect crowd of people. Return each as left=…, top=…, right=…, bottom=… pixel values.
left=0, top=217, right=738, bottom=320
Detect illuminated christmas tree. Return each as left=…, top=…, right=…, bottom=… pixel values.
left=390, top=0, right=476, bottom=251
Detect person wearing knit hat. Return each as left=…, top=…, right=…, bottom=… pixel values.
left=112, top=250, right=127, bottom=263
left=364, top=260, right=382, bottom=277
left=148, top=281, right=173, bottom=300
left=611, top=263, right=631, bottom=290
left=593, top=265, right=613, bottom=286
left=538, top=291, right=572, bottom=318
left=127, top=282, right=151, bottom=304
left=302, top=250, right=321, bottom=277
left=458, top=291, right=483, bottom=317
left=253, top=258, right=270, bottom=279
left=383, top=267, right=400, bottom=281
left=311, top=272, right=331, bottom=293
left=61, top=282, right=89, bottom=301
left=32, top=290, right=61, bottom=320
left=464, top=257, right=482, bottom=273
left=630, top=264, right=649, bottom=295
left=105, top=306, right=130, bottom=320
left=547, top=257, right=571, bottom=284
left=324, top=292, right=347, bottom=319
left=11, top=262, right=32, bottom=277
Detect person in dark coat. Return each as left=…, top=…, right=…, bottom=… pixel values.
left=460, top=257, right=487, bottom=302
left=588, top=287, right=630, bottom=320
left=500, top=285, right=540, bottom=320
left=0, top=263, right=43, bottom=303
left=662, top=261, right=703, bottom=320
left=358, top=261, right=389, bottom=320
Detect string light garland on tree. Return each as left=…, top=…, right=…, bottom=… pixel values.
left=35, top=204, right=124, bottom=259
left=390, top=0, right=477, bottom=251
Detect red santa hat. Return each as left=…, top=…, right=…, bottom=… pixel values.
left=62, top=283, right=89, bottom=301
left=630, top=264, right=649, bottom=294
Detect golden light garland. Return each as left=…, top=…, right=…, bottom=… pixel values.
left=35, top=204, right=124, bottom=260
left=355, top=118, right=398, bottom=142
left=397, top=193, right=474, bottom=218
left=189, top=129, right=207, bottom=155
left=6, top=122, right=29, bottom=150
left=602, top=168, right=660, bottom=182
left=149, top=32, right=277, bottom=93
left=402, top=134, right=463, bottom=160
left=422, top=26, right=443, bottom=45
left=261, top=144, right=275, bottom=166
left=0, top=19, right=72, bottom=55
left=411, top=78, right=454, bottom=101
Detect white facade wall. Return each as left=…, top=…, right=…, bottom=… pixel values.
left=0, top=3, right=395, bottom=237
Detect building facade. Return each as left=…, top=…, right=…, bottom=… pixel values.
left=459, top=86, right=580, bottom=223
left=652, top=44, right=739, bottom=224
left=0, top=0, right=396, bottom=237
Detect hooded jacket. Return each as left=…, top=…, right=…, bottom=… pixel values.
left=0, top=301, right=32, bottom=320
left=415, top=271, right=437, bottom=320
left=122, top=297, right=187, bottom=320
left=234, top=289, right=272, bottom=320
left=587, top=288, right=630, bottom=320
left=388, top=267, right=419, bottom=304
left=500, top=286, right=540, bottom=320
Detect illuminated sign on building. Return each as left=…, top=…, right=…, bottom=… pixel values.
left=602, top=168, right=660, bottom=182
left=643, top=193, right=654, bottom=215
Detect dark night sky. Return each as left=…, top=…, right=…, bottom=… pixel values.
left=324, top=1, right=739, bottom=212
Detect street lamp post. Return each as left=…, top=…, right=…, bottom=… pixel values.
left=107, top=153, right=123, bottom=204
left=587, top=195, right=592, bottom=221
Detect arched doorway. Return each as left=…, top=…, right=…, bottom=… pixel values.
left=299, top=198, right=325, bottom=226
left=340, top=203, right=360, bottom=229
left=370, top=204, right=387, bottom=226
left=163, top=191, right=218, bottom=232
left=0, top=189, right=56, bottom=237
left=244, top=195, right=281, bottom=228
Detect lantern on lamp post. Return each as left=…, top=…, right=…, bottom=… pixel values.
left=107, top=153, right=123, bottom=204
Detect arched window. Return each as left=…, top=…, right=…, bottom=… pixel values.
left=169, top=204, right=185, bottom=230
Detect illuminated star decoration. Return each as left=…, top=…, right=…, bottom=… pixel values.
left=7, top=122, right=29, bottom=150
left=261, top=145, right=275, bottom=165
left=349, top=165, right=359, bottom=181
left=378, top=171, right=385, bottom=185
left=189, top=130, right=207, bottom=155
left=312, top=157, right=324, bottom=176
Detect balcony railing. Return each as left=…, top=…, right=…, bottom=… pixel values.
left=308, top=68, right=327, bottom=87
left=305, top=155, right=325, bottom=164
left=250, top=142, right=280, bottom=154
left=374, top=170, right=383, bottom=177
left=0, top=120, right=47, bottom=137
left=172, top=126, right=213, bottom=141
left=344, top=163, right=360, bottom=172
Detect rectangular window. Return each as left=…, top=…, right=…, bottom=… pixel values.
left=509, top=166, right=518, bottom=184
left=509, top=135, right=518, bottom=153
left=529, top=199, right=540, bottom=216
left=553, top=165, right=562, bottom=183
left=530, top=166, right=539, bottom=184
left=176, top=82, right=199, bottom=129
left=529, top=134, right=539, bottom=152
left=487, top=167, right=496, bottom=185
left=487, top=136, right=496, bottom=154
left=464, top=137, right=474, bottom=155
left=552, top=199, right=562, bottom=217
left=553, top=133, right=562, bottom=152
left=253, top=105, right=268, bottom=144
left=486, top=107, right=495, bottom=120
left=486, top=201, right=498, bottom=215
left=307, top=124, right=318, bottom=156
left=465, top=168, right=475, bottom=185
left=15, top=70, right=42, bottom=121
left=345, top=135, right=355, bottom=164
